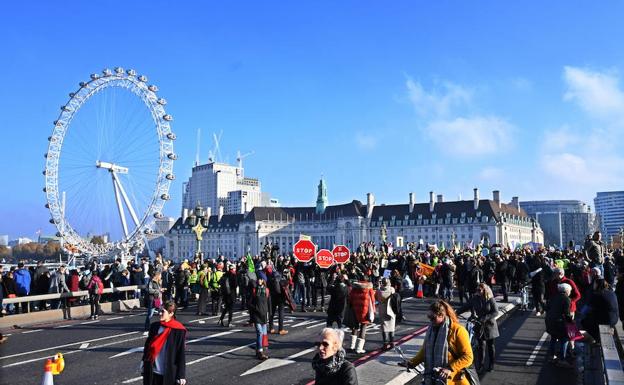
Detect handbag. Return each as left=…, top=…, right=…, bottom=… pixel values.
left=463, top=366, right=481, bottom=385
left=565, top=321, right=583, bottom=341
left=153, top=296, right=162, bottom=309
left=367, top=295, right=375, bottom=323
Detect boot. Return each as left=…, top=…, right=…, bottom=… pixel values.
left=256, top=350, right=268, bottom=360
left=355, top=338, right=366, bottom=354
left=349, top=334, right=357, bottom=351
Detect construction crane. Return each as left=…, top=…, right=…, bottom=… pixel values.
left=236, top=150, right=255, bottom=169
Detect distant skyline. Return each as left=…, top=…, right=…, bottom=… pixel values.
left=2, top=1, right=624, bottom=239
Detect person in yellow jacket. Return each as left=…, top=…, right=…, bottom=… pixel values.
left=210, top=263, right=225, bottom=316
left=189, top=267, right=199, bottom=300
left=409, top=300, right=474, bottom=385
left=196, top=265, right=212, bottom=316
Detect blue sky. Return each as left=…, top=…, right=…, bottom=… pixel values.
left=2, top=1, right=624, bottom=239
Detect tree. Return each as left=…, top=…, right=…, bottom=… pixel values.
left=91, top=236, right=105, bottom=245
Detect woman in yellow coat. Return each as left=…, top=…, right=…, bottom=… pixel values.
left=409, top=300, right=474, bottom=385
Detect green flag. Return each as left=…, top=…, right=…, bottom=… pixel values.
left=246, top=253, right=255, bottom=273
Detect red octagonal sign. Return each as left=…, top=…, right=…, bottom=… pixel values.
left=332, top=245, right=350, bottom=264
left=316, top=249, right=334, bottom=269
left=293, top=240, right=316, bottom=263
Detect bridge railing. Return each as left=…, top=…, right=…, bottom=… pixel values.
left=1, top=285, right=145, bottom=313
left=599, top=325, right=624, bottom=385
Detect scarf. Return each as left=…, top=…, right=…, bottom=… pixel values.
left=424, top=317, right=449, bottom=385
left=312, top=348, right=346, bottom=377
left=145, top=319, right=186, bottom=363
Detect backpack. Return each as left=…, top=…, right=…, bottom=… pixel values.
left=220, top=274, right=231, bottom=296
left=269, top=275, right=282, bottom=295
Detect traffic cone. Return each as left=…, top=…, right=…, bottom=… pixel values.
left=416, top=283, right=424, bottom=299
left=41, top=359, right=54, bottom=385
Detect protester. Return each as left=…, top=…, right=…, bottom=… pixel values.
left=145, top=271, right=163, bottom=333
left=407, top=300, right=474, bottom=385
left=376, top=277, right=397, bottom=350
left=141, top=300, right=187, bottom=385
left=545, top=283, right=573, bottom=367
left=326, top=274, right=348, bottom=328
left=86, top=270, right=104, bottom=320
left=250, top=277, right=270, bottom=360
left=218, top=264, right=237, bottom=327
left=312, top=328, right=358, bottom=385
left=348, top=280, right=376, bottom=354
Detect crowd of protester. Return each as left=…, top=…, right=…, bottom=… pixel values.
left=2, top=229, right=622, bottom=383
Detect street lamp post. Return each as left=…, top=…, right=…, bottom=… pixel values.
left=191, top=203, right=207, bottom=265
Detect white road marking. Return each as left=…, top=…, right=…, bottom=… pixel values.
left=79, top=343, right=90, bottom=349
left=80, top=320, right=100, bottom=325
left=287, top=347, right=316, bottom=359
left=291, top=319, right=318, bottom=328
left=306, top=321, right=327, bottom=329
left=109, top=346, right=143, bottom=359
left=526, top=332, right=549, bottom=366
left=0, top=331, right=139, bottom=360
left=54, top=324, right=73, bottom=329
left=107, top=316, right=125, bottom=320
left=2, top=335, right=145, bottom=368
left=23, top=329, right=43, bottom=334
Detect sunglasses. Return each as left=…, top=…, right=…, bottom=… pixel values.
left=315, top=341, right=331, bottom=348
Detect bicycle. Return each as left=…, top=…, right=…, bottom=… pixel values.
left=395, top=346, right=447, bottom=385
left=459, top=314, right=482, bottom=357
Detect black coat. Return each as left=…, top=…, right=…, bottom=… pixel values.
left=314, top=356, right=358, bottom=385
left=142, top=322, right=186, bottom=385
left=458, top=295, right=499, bottom=340
left=588, top=289, right=619, bottom=327
left=250, top=285, right=270, bottom=324
left=327, top=282, right=348, bottom=317
left=545, top=292, right=571, bottom=339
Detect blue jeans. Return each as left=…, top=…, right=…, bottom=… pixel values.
left=548, top=336, right=569, bottom=359
left=590, top=262, right=604, bottom=278
left=255, top=323, right=267, bottom=350
left=145, top=304, right=157, bottom=331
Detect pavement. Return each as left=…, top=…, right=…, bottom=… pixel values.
left=0, top=293, right=589, bottom=385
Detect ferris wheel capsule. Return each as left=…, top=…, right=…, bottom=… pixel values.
left=79, top=81, right=87, bottom=87
left=163, top=114, right=173, bottom=121
left=138, top=75, right=148, bottom=82
left=144, top=228, right=154, bottom=235
left=166, top=132, right=176, bottom=140
left=102, top=68, right=112, bottom=76
left=161, top=193, right=170, bottom=200
left=114, top=67, right=124, bottom=74
left=61, top=105, right=72, bottom=112
left=154, top=212, right=163, bottom=219
left=148, top=85, right=158, bottom=92
left=157, top=98, right=167, bottom=105
left=167, top=153, right=177, bottom=160
left=69, top=92, right=75, bottom=98
left=127, top=69, right=137, bottom=76
left=90, top=73, right=100, bottom=80
left=166, top=174, right=175, bottom=180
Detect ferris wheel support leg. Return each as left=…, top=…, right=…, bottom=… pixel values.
left=112, top=173, right=129, bottom=238
left=111, top=172, right=141, bottom=227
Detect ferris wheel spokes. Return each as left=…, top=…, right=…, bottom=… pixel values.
left=96, top=160, right=141, bottom=239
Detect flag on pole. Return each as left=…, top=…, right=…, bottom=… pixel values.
left=246, top=252, right=255, bottom=273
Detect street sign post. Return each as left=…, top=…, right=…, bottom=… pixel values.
left=315, top=248, right=334, bottom=269
left=293, top=239, right=316, bottom=263
left=332, top=245, right=350, bottom=264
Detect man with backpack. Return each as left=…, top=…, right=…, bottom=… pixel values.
left=210, top=263, right=224, bottom=316
left=196, top=264, right=211, bottom=316
left=266, top=265, right=288, bottom=335
left=218, top=264, right=238, bottom=327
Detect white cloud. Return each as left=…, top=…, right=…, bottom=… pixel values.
left=406, top=78, right=471, bottom=118
left=355, top=132, right=378, bottom=150
left=406, top=78, right=514, bottom=156
left=478, top=167, right=504, bottom=180
left=542, top=126, right=581, bottom=151
left=563, top=66, right=624, bottom=121
left=426, top=116, right=513, bottom=156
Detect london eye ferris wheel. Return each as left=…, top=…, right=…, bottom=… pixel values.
left=44, top=67, right=177, bottom=258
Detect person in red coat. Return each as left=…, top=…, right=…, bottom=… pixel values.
left=546, top=268, right=581, bottom=315
left=348, top=280, right=376, bottom=354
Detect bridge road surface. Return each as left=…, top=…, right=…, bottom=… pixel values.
left=0, top=295, right=575, bottom=385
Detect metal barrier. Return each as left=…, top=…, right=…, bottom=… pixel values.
left=1, top=285, right=144, bottom=313
left=599, top=325, right=624, bottom=385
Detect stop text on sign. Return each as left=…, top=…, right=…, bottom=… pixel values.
left=293, top=239, right=316, bottom=263
left=316, top=249, right=334, bottom=268
left=332, top=245, right=350, bottom=264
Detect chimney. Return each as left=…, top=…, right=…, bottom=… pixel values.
left=437, top=194, right=444, bottom=203
left=511, top=196, right=520, bottom=212
left=409, top=193, right=415, bottom=213
left=493, top=190, right=501, bottom=208
left=218, top=206, right=224, bottom=222
left=182, top=208, right=189, bottom=223
left=366, top=193, right=375, bottom=218
left=473, top=188, right=479, bottom=210
left=206, top=207, right=212, bottom=220
left=429, top=191, right=435, bottom=212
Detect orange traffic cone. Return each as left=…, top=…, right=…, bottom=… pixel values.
left=416, top=283, right=424, bottom=299
left=41, top=359, right=54, bottom=385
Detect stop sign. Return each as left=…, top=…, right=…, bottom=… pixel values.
left=315, top=249, right=334, bottom=269
left=332, top=245, right=350, bottom=264
left=293, top=240, right=316, bottom=263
